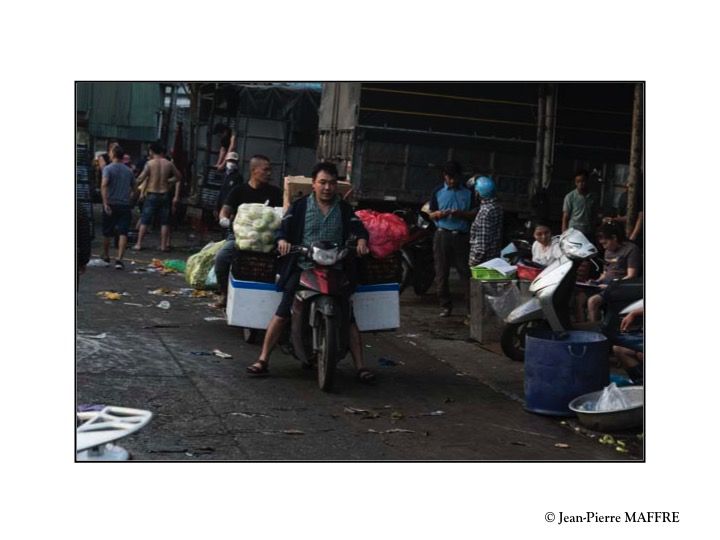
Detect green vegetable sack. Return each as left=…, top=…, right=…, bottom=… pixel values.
left=185, top=241, right=225, bottom=289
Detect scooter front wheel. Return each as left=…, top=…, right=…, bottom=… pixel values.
left=500, top=320, right=549, bottom=362
left=316, top=314, right=337, bottom=392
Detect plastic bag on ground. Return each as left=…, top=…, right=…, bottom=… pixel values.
left=185, top=241, right=224, bottom=289
left=594, top=383, right=632, bottom=412
left=233, top=203, right=282, bottom=253
left=163, top=259, right=187, bottom=273
left=205, top=266, right=218, bottom=289
left=355, top=210, right=409, bottom=259
left=484, top=281, right=521, bottom=319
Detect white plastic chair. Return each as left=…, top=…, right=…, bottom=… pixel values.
left=76, top=406, right=153, bottom=461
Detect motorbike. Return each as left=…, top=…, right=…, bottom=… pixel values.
left=396, top=208, right=436, bottom=295
left=284, top=240, right=358, bottom=392
left=500, top=228, right=642, bottom=361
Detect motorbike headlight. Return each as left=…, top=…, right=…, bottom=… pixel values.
left=559, top=228, right=598, bottom=259
left=312, top=246, right=339, bottom=266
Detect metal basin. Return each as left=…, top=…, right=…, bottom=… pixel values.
left=568, top=386, right=644, bottom=431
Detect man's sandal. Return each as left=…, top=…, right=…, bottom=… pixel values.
left=356, top=368, right=376, bottom=384
left=246, top=360, right=269, bottom=376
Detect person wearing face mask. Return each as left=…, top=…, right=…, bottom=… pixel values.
left=212, top=155, right=283, bottom=309
left=216, top=152, right=243, bottom=215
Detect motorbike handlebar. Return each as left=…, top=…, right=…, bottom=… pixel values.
left=277, top=241, right=363, bottom=260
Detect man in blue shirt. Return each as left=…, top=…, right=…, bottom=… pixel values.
left=429, top=161, right=478, bottom=317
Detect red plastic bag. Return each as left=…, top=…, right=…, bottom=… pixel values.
left=356, top=210, right=410, bottom=259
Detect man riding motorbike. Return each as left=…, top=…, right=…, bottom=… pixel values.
left=246, top=162, right=376, bottom=383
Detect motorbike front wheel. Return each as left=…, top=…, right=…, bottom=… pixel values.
left=316, top=314, right=338, bottom=392
left=500, top=320, right=549, bottom=362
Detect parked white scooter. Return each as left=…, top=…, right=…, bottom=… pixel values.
left=501, top=228, right=598, bottom=361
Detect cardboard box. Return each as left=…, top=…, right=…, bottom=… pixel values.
left=283, top=176, right=352, bottom=209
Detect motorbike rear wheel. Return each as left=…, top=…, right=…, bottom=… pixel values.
left=399, top=257, right=411, bottom=295
left=500, top=320, right=549, bottom=362
left=413, top=268, right=435, bottom=296
left=316, top=314, right=337, bottom=392
left=242, top=328, right=260, bottom=344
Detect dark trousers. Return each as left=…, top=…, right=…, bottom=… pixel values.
left=433, top=229, right=471, bottom=310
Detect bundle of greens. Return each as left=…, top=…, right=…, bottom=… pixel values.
left=233, top=203, right=282, bottom=253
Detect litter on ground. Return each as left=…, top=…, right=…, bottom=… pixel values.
left=97, top=291, right=123, bottom=301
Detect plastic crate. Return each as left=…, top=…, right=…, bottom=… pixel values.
left=206, top=169, right=224, bottom=187
left=517, top=263, right=542, bottom=281
left=358, top=252, right=402, bottom=285
left=471, top=266, right=514, bottom=281
left=200, top=187, right=221, bottom=210
left=231, top=250, right=278, bottom=284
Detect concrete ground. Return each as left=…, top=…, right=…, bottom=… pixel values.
left=76, top=225, right=643, bottom=461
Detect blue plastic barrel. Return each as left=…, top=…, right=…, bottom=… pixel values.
left=524, top=330, right=609, bottom=416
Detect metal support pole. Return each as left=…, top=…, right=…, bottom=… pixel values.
left=188, top=83, right=200, bottom=197
left=541, top=84, right=557, bottom=189
left=626, top=83, right=642, bottom=237
left=167, top=83, right=178, bottom=151
left=531, top=84, right=546, bottom=197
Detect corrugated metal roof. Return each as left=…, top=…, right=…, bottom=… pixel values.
left=77, top=82, right=163, bottom=141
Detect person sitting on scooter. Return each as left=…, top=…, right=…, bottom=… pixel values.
left=612, top=306, right=644, bottom=384
left=586, top=223, right=641, bottom=322
left=531, top=220, right=561, bottom=267
left=246, top=162, right=375, bottom=382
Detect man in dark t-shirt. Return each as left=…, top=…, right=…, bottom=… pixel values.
left=215, top=152, right=243, bottom=214
left=212, top=155, right=283, bottom=308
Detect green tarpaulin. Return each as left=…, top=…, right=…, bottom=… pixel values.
left=77, top=82, right=163, bottom=141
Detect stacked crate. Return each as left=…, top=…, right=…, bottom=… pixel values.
left=76, top=142, right=94, bottom=238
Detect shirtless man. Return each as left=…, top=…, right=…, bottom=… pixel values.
left=133, top=142, right=182, bottom=252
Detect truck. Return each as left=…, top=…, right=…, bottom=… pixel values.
left=316, top=82, right=636, bottom=226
